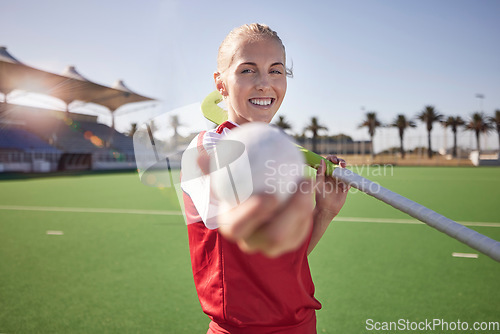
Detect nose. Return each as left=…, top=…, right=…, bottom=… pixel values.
left=255, top=73, right=271, bottom=91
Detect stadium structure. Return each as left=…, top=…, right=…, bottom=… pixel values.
left=0, top=46, right=155, bottom=173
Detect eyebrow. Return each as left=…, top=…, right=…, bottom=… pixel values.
left=239, top=62, right=285, bottom=67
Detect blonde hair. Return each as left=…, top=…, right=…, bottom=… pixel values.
left=217, top=23, right=293, bottom=77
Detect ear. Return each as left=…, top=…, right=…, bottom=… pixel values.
left=214, top=72, right=227, bottom=97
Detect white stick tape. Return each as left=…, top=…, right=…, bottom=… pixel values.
left=333, top=168, right=500, bottom=263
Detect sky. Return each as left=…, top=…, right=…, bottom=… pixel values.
left=1, top=0, right=499, bottom=153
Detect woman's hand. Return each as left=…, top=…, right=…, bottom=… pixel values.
left=307, top=155, right=350, bottom=255
left=218, top=178, right=315, bottom=258
left=314, top=155, right=349, bottom=219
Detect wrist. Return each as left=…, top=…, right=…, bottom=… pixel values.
left=313, top=207, right=338, bottom=224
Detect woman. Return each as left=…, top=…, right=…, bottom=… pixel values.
left=181, top=23, right=349, bottom=334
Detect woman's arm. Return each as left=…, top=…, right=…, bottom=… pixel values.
left=307, top=157, right=349, bottom=255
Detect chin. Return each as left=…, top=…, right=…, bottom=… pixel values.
left=251, top=115, right=274, bottom=124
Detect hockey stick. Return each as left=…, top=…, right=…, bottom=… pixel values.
left=201, top=90, right=500, bottom=262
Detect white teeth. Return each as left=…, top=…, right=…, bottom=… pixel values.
left=250, top=98, right=272, bottom=106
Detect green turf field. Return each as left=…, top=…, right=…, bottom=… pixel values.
left=1, top=167, right=499, bottom=333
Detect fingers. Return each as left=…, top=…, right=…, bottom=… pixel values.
left=316, top=158, right=350, bottom=192
left=323, top=155, right=350, bottom=191
left=325, top=155, right=346, bottom=168
left=315, top=155, right=351, bottom=217
left=218, top=194, right=280, bottom=241
left=315, top=156, right=346, bottom=192
left=315, top=159, right=325, bottom=185
left=238, top=179, right=314, bottom=257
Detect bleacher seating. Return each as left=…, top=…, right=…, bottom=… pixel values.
left=77, top=121, right=134, bottom=153
left=0, top=103, right=138, bottom=171
left=40, top=119, right=100, bottom=153
left=0, top=127, right=60, bottom=152
left=14, top=113, right=133, bottom=154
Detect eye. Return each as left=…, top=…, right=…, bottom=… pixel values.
left=241, top=68, right=254, bottom=74
left=270, top=69, right=283, bottom=75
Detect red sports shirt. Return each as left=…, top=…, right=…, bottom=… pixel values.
left=181, top=121, right=321, bottom=333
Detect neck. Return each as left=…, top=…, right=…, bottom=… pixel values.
left=228, top=109, right=249, bottom=125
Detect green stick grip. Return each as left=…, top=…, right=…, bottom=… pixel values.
left=296, top=144, right=337, bottom=176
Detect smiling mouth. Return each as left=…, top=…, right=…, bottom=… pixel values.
left=249, top=98, right=275, bottom=106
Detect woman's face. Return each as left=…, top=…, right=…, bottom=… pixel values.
left=216, top=38, right=287, bottom=125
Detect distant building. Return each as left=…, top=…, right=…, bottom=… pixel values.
left=294, top=136, right=372, bottom=155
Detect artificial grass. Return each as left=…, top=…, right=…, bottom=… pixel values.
left=1, top=167, right=499, bottom=333
left=0, top=211, right=206, bottom=334
left=0, top=170, right=182, bottom=211
left=340, top=166, right=500, bottom=222
left=312, top=166, right=500, bottom=333
left=311, top=222, right=500, bottom=333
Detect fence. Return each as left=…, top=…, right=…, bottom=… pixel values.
left=0, top=151, right=137, bottom=173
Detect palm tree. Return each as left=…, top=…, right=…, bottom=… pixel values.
left=359, top=112, right=382, bottom=159
left=442, top=116, right=465, bottom=158
left=304, top=116, right=328, bottom=153
left=465, top=112, right=492, bottom=153
left=416, top=105, right=443, bottom=159
left=170, top=115, right=182, bottom=149
left=490, top=109, right=500, bottom=151
left=274, top=115, right=292, bottom=133
left=390, top=114, right=416, bottom=159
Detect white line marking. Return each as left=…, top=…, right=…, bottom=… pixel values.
left=46, top=230, right=64, bottom=235
left=0, top=205, right=183, bottom=216
left=452, top=252, right=479, bottom=258
left=0, top=205, right=499, bottom=228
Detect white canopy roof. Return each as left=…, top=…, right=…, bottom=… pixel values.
left=0, top=46, right=155, bottom=113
